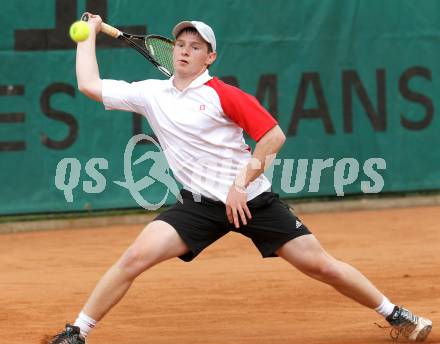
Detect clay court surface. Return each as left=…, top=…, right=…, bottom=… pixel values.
left=0, top=205, right=438, bottom=344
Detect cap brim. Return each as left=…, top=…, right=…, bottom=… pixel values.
left=172, top=21, right=195, bottom=38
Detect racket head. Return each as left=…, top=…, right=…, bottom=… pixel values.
left=80, top=13, right=174, bottom=77
left=144, top=35, right=175, bottom=77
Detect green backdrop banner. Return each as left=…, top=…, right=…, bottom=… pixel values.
left=1, top=0, right=439, bottom=215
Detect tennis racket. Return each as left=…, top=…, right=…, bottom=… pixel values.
left=81, top=13, right=174, bottom=77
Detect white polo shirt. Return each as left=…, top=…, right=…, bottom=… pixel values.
left=102, top=70, right=277, bottom=202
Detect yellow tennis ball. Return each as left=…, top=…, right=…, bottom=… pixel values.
left=69, top=21, right=90, bottom=42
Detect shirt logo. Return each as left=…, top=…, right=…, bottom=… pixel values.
left=296, top=220, right=303, bottom=229
left=199, top=104, right=205, bottom=110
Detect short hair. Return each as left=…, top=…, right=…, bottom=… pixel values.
left=175, top=27, right=213, bottom=53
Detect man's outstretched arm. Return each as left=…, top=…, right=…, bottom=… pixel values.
left=76, top=13, right=103, bottom=102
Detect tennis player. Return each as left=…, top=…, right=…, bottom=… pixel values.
left=46, top=13, right=432, bottom=343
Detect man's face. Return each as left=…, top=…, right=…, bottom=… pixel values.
left=173, top=30, right=216, bottom=77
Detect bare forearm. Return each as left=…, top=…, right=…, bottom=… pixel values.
left=235, top=125, right=285, bottom=189
left=76, top=28, right=102, bottom=101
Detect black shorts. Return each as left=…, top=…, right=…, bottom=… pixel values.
left=154, top=189, right=311, bottom=262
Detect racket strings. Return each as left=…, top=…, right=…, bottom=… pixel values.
left=121, top=37, right=152, bottom=61
left=145, top=37, right=174, bottom=76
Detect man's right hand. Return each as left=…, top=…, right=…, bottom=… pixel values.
left=82, top=13, right=103, bottom=35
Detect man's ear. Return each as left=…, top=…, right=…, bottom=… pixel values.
left=207, top=51, right=217, bottom=65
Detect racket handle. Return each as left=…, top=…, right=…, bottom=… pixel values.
left=100, top=23, right=121, bottom=38
left=80, top=13, right=121, bottom=38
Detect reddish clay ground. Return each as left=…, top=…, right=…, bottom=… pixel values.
left=0, top=205, right=438, bottom=344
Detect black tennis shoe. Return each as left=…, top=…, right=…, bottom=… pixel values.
left=46, top=324, right=85, bottom=344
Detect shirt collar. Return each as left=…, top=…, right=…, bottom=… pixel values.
left=168, top=70, right=212, bottom=92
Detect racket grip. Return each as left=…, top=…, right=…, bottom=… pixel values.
left=80, top=13, right=121, bottom=38
left=101, top=23, right=121, bottom=38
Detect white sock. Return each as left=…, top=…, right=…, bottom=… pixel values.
left=74, top=311, right=97, bottom=338
left=375, top=296, right=396, bottom=318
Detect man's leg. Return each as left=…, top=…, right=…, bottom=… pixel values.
left=276, top=234, right=432, bottom=341
left=46, top=220, right=189, bottom=343
left=81, top=220, right=189, bottom=321
left=276, top=234, right=383, bottom=308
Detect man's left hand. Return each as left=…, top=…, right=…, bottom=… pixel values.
left=225, top=184, right=252, bottom=228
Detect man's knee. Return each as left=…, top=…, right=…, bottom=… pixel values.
left=118, top=243, right=157, bottom=278
left=310, top=259, right=346, bottom=284
left=117, top=222, right=173, bottom=276
left=278, top=235, right=347, bottom=284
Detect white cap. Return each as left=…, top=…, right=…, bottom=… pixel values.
left=172, top=21, right=216, bottom=52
